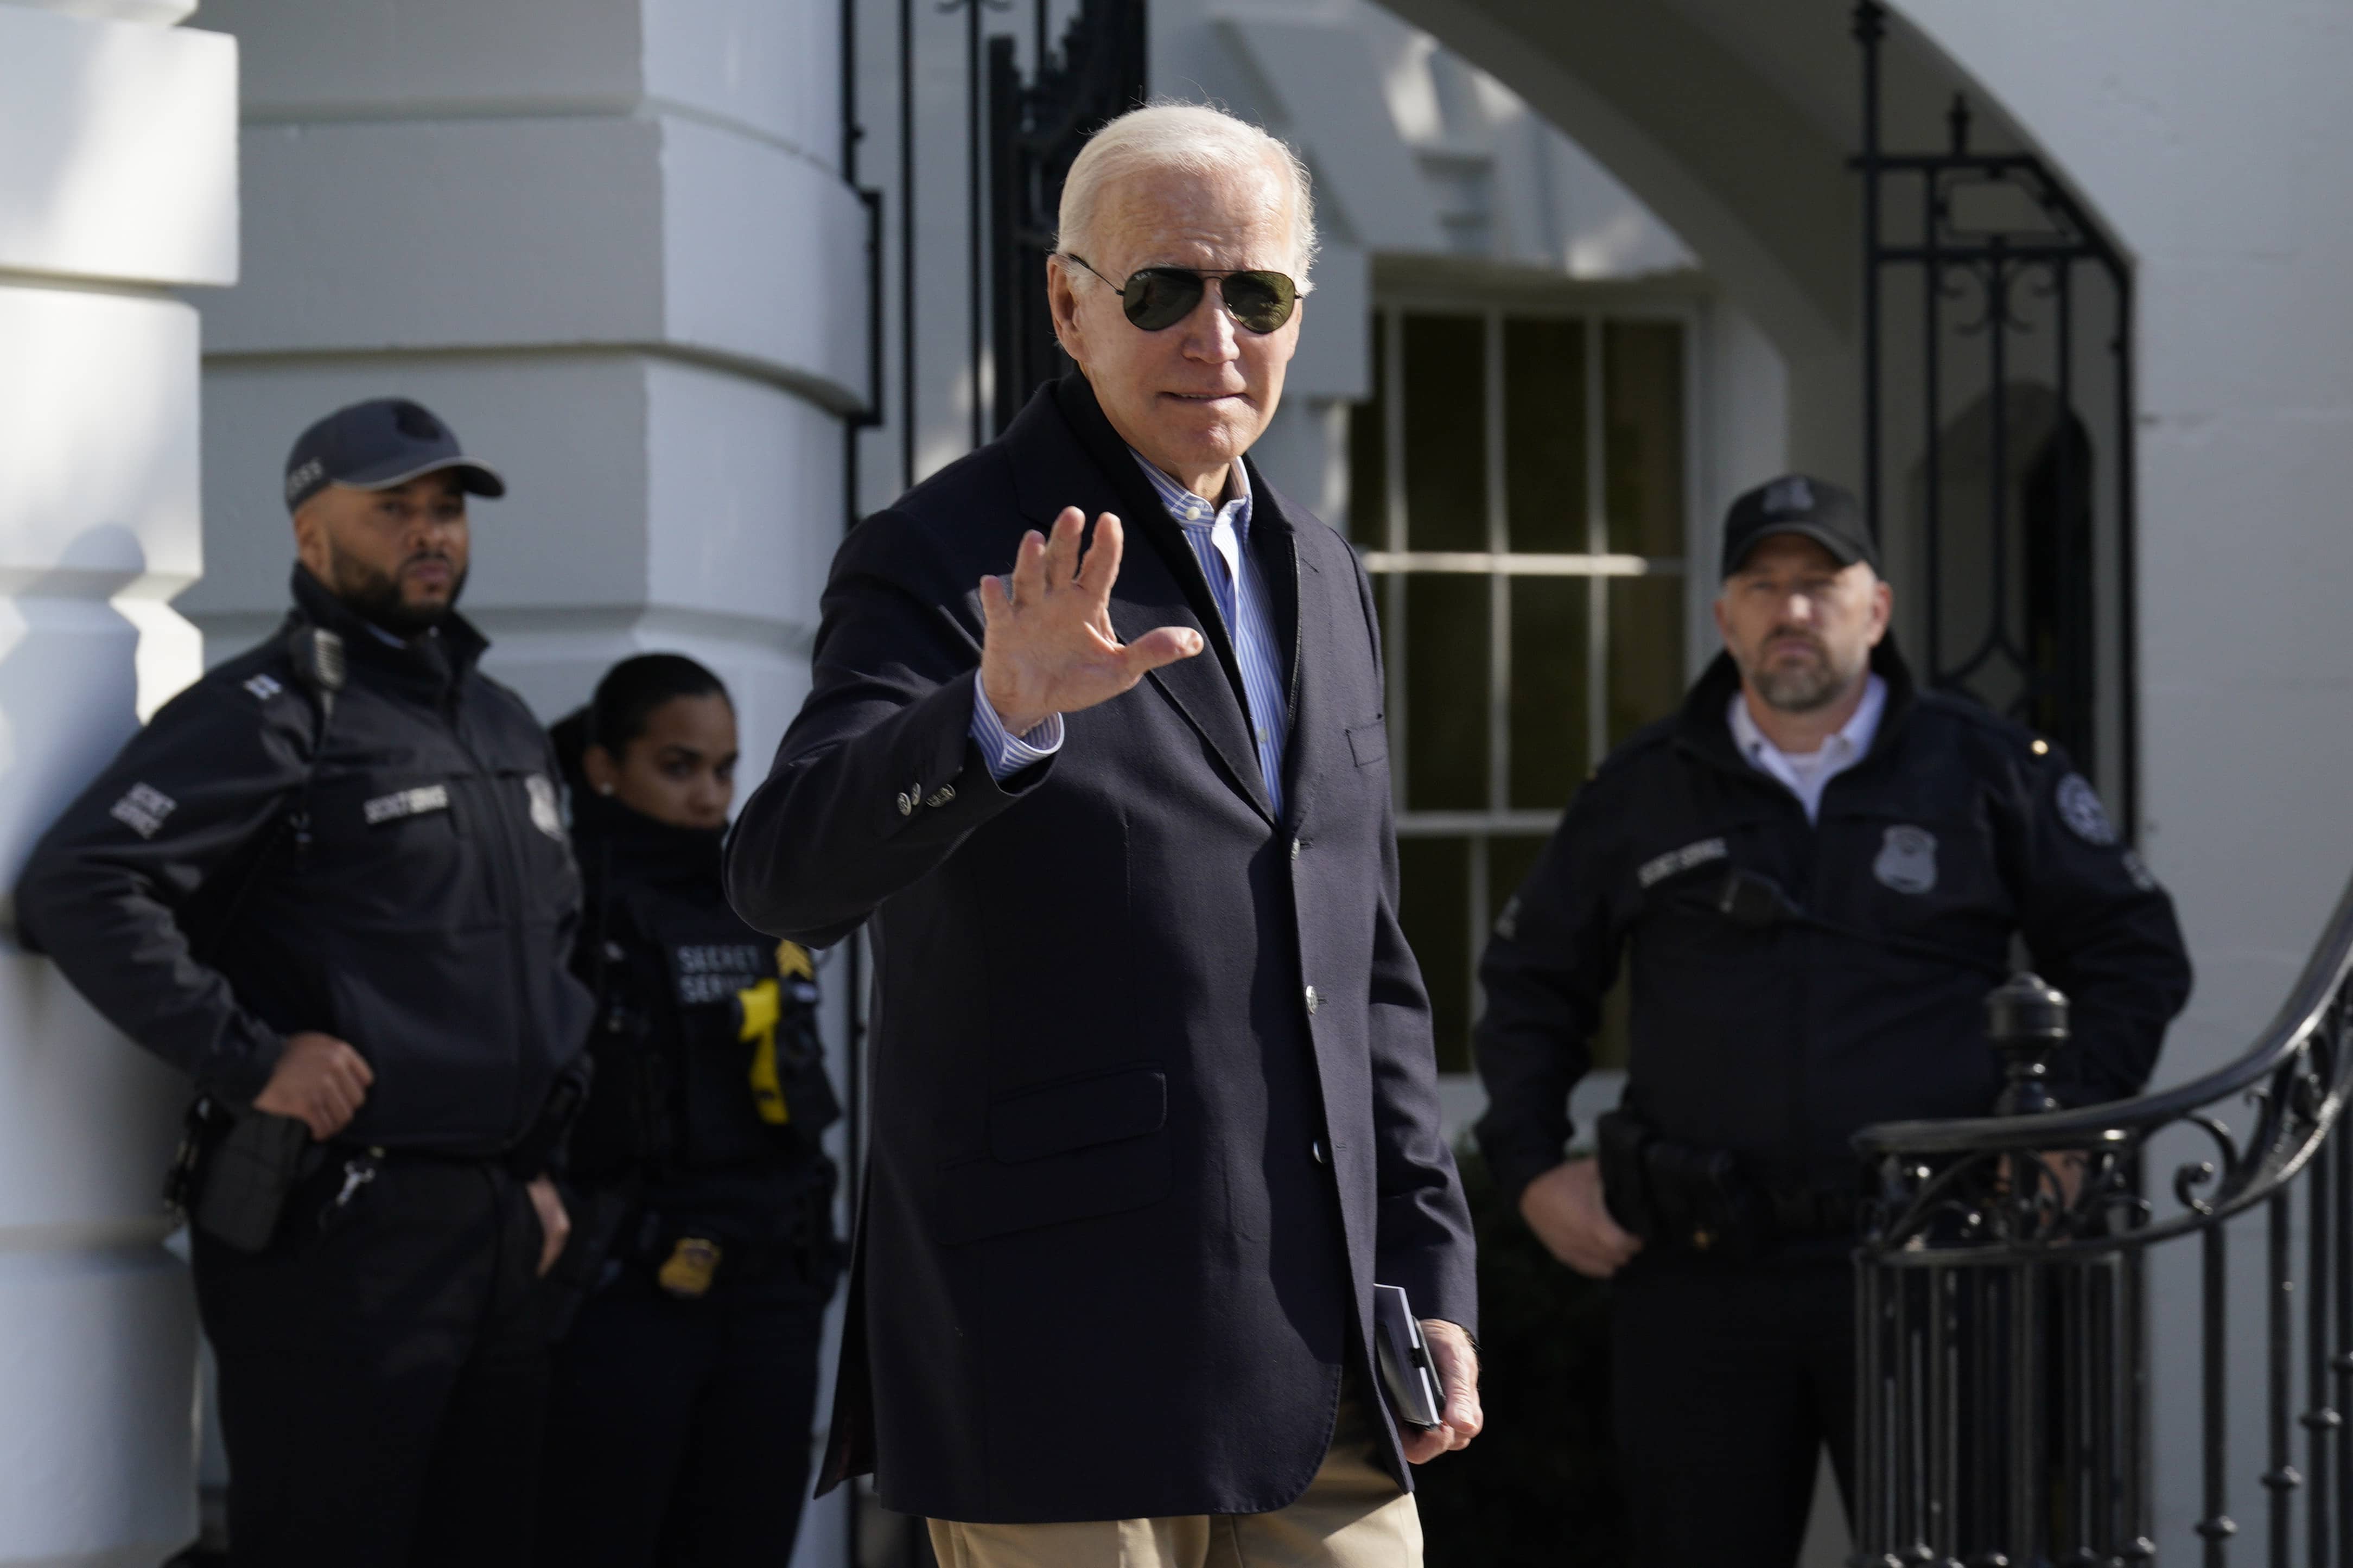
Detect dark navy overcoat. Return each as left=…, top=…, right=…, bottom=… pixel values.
left=724, top=374, right=1477, bottom=1522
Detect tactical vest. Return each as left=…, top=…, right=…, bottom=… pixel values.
left=570, top=876, right=838, bottom=1185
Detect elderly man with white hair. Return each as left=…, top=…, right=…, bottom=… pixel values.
left=727, top=103, right=1481, bottom=1565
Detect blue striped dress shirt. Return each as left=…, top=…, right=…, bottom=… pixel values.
left=969, top=452, right=1290, bottom=817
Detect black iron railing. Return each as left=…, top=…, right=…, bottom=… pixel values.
left=1850, top=876, right=2353, bottom=1565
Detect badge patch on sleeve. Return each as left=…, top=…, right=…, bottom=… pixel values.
left=108, top=783, right=176, bottom=839
left=2056, top=774, right=2119, bottom=846
left=364, top=785, right=450, bottom=826
left=525, top=774, right=567, bottom=842
left=1873, top=825, right=1939, bottom=895
left=1636, top=837, right=1729, bottom=889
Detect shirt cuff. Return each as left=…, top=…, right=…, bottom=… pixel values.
left=969, top=689, right=1065, bottom=780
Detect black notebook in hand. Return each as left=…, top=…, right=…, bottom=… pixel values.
left=1372, top=1283, right=1447, bottom=1431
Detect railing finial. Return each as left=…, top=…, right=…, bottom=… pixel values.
left=1988, top=970, right=2069, bottom=1117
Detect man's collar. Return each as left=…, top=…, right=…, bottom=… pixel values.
left=288, top=565, right=488, bottom=688
left=1125, top=447, right=1251, bottom=532
left=1031, top=371, right=1296, bottom=552
left=1677, top=638, right=1917, bottom=778
left=1728, top=672, right=1888, bottom=763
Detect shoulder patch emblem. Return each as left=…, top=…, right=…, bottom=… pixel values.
left=1873, top=824, right=1939, bottom=895
left=1493, top=895, right=1521, bottom=941
left=1637, top=837, right=1729, bottom=890
left=109, top=783, right=176, bottom=839
left=2056, top=773, right=2119, bottom=846
left=525, top=774, right=567, bottom=842
left=243, top=673, right=283, bottom=702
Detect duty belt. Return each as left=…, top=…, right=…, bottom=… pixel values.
left=1598, top=1108, right=1864, bottom=1256
left=1767, top=1186, right=1861, bottom=1240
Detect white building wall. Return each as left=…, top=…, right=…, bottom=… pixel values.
left=1897, top=0, right=2353, bottom=1127
left=1893, top=1, right=2353, bottom=1546
left=0, top=3, right=236, bottom=1564
left=1696, top=298, right=1791, bottom=632
left=176, top=1, right=862, bottom=1559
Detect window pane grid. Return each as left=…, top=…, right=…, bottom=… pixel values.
left=1358, top=551, right=1679, bottom=575
left=1361, top=301, right=1688, bottom=1070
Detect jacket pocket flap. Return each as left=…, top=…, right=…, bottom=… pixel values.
left=934, top=1133, right=1171, bottom=1245
left=1346, top=721, right=1388, bottom=767
left=988, top=1067, right=1166, bottom=1164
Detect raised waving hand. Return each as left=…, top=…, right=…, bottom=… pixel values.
left=978, top=506, right=1204, bottom=735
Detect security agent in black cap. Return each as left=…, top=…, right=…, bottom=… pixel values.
left=1471, top=474, right=2192, bottom=1565
left=16, top=398, right=595, bottom=1568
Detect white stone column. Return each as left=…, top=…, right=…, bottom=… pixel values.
left=188, top=0, right=866, bottom=773
left=0, top=2, right=236, bottom=1563
left=184, top=3, right=864, bottom=1559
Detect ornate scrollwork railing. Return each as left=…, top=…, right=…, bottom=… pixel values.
left=1849, top=874, right=2353, bottom=1566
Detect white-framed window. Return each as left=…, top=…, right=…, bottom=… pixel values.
left=1349, top=296, right=1701, bottom=1075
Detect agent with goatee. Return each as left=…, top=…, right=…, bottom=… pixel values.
left=1472, top=474, right=2192, bottom=1568
left=16, top=398, right=593, bottom=1568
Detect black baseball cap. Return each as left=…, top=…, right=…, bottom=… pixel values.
left=1719, top=473, right=1876, bottom=578
left=283, top=398, right=506, bottom=514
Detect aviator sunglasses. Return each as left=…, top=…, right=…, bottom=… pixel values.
left=1062, top=254, right=1301, bottom=334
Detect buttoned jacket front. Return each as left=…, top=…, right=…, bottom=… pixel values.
left=724, top=374, right=1476, bottom=1523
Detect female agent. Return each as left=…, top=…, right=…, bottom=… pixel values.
left=538, top=654, right=841, bottom=1567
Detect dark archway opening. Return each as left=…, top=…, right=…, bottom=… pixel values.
left=1911, top=383, right=2099, bottom=768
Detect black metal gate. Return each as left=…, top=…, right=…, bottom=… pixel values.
left=1852, top=0, right=2137, bottom=831
left=989, top=3, right=1148, bottom=434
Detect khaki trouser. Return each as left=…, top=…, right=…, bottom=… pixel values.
left=927, top=1399, right=1422, bottom=1568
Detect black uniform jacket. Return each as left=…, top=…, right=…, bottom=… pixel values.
left=15, top=568, right=593, bottom=1156
left=1474, top=642, right=2192, bottom=1209
left=724, top=374, right=1477, bottom=1522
